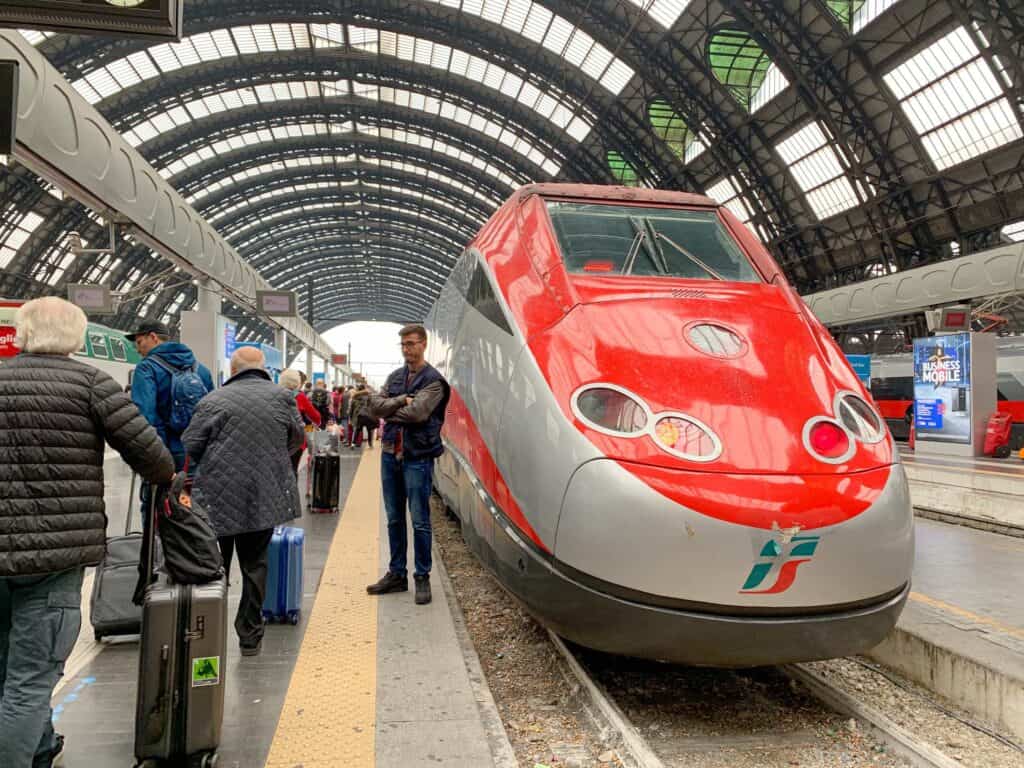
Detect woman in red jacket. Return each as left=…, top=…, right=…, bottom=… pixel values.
left=281, top=369, right=320, bottom=474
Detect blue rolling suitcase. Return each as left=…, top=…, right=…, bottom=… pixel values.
left=262, top=526, right=304, bottom=625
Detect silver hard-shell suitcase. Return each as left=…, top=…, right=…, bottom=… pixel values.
left=135, top=573, right=227, bottom=768
left=134, top=482, right=227, bottom=768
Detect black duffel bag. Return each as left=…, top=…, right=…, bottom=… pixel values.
left=157, top=472, right=224, bottom=585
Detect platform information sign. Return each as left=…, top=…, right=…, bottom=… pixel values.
left=913, top=333, right=971, bottom=443
left=845, top=354, right=871, bottom=385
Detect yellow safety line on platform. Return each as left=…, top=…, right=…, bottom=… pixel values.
left=265, top=448, right=381, bottom=768
left=910, top=591, right=1024, bottom=639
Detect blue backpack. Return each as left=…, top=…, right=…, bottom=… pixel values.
left=151, top=356, right=210, bottom=434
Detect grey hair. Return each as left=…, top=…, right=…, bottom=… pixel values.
left=14, top=297, right=88, bottom=355
left=279, top=368, right=302, bottom=389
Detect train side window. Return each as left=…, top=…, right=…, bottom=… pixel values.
left=467, top=264, right=513, bottom=335
left=109, top=337, right=128, bottom=362
left=997, top=373, right=1024, bottom=402
left=88, top=332, right=109, bottom=359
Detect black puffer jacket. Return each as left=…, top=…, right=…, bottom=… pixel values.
left=0, top=353, right=175, bottom=577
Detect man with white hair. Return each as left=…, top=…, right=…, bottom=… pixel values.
left=0, top=297, right=174, bottom=768
left=182, top=346, right=304, bottom=655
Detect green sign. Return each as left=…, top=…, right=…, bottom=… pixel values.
left=191, top=656, right=220, bottom=688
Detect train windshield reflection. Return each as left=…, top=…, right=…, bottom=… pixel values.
left=546, top=202, right=761, bottom=283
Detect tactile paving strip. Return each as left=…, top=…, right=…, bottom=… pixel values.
left=265, top=449, right=380, bottom=768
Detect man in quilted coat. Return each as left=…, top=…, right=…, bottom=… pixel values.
left=182, top=346, right=304, bottom=656
left=0, top=297, right=174, bottom=768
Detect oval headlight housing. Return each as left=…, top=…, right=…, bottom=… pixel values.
left=654, top=414, right=722, bottom=462
left=572, top=385, right=649, bottom=436
left=834, top=392, right=885, bottom=444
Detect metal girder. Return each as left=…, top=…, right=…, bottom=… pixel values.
left=166, top=136, right=512, bottom=205
left=245, top=220, right=463, bottom=267
left=715, top=0, right=928, bottom=275
left=266, top=247, right=453, bottom=292
left=39, top=0, right=680, bottom=184
left=190, top=165, right=497, bottom=226
left=93, top=51, right=604, bottom=181
left=141, top=100, right=537, bottom=183
left=0, top=32, right=334, bottom=358
left=261, top=237, right=456, bottom=280
left=216, top=188, right=481, bottom=243
left=240, top=210, right=466, bottom=261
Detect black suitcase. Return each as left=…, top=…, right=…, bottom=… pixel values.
left=311, top=454, right=340, bottom=513
left=134, top=489, right=227, bottom=768
left=90, top=472, right=142, bottom=641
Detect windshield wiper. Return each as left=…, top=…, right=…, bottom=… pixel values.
left=624, top=217, right=666, bottom=275
left=654, top=229, right=725, bottom=281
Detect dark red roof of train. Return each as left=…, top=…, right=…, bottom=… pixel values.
left=516, top=183, right=717, bottom=208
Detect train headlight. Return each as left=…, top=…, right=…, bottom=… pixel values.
left=803, top=417, right=855, bottom=463
left=653, top=415, right=722, bottom=462
left=572, top=385, right=649, bottom=436
left=834, top=392, right=885, bottom=444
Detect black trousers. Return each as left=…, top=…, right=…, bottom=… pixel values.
left=218, top=528, right=274, bottom=647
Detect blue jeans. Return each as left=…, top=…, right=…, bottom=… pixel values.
left=381, top=453, right=434, bottom=578
left=0, top=566, right=85, bottom=768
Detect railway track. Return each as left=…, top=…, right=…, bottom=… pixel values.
left=547, top=631, right=966, bottom=768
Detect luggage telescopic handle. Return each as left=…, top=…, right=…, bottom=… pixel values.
left=126, top=472, right=138, bottom=537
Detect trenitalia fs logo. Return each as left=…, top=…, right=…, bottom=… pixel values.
left=739, top=535, right=820, bottom=594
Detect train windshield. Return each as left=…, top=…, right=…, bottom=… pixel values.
left=546, top=202, right=761, bottom=283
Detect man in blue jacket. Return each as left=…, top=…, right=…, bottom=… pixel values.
left=127, top=321, right=214, bottom=472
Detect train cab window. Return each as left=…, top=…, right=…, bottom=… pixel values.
left=88, top=332, right=109, bottom=359
left=109, top=337, right=128, bottom=362
left=467, top=263, right=513, bottom=335
left=546, top=202, right=761, bottom=283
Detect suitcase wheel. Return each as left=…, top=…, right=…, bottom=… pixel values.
left=289, top=612, right=300, bottom=626
left=94, top=630, right=103, bottom=642
left=188, top=751, right=219, bottom=768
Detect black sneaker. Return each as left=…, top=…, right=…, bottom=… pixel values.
left=32, top=733, right=63, bottom=768
left=414, top=575, right=432, bottom=605
left=367, top=571, right=408, bottom=595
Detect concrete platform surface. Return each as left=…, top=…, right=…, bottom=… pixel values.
left=900, top=448, right=1024, bottom=533
left=869, top=517, right=1024, bottom=740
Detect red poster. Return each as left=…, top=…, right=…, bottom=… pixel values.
left=0, top=325, right=18, bottom=357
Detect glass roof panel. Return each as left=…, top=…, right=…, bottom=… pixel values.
left=1003, top=221, right=1024, bottom=242
left=607, top=151, right=640, bottom=186
left=648, top=99, right=693, bottom=159
left=19, top=29, right=53, bottom=45
left=125, top=80, right=560, bottom=173
left=884, top=26, right=1022, bottom=170
left=624, top=0, right=691, bottom=30
left=775, top=120, right=870, bottom=220
left=707, top=28, right=789, bottom=113
left=421, top=0, right=633, bottom=94
left=706, top=175, right=752, bottom=223
left=73, top=24, right=592, bottom=144
left=851, top=0, right=902, bottom=34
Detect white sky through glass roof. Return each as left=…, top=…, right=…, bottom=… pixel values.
left=705, top=176, right=753, bottom=224
left=120, top=79, right=562, bottom=175
left=70, top=24, right=594, bottom=145
left=884, top=26, right=1022, bottom=171
left=775, top=120, right=872, bottom=220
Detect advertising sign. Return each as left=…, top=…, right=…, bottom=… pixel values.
left=0, top=301, right=20, bottom=358
left=913, top=333, right=971, bottom=444
left=331, top=353, right=348, bottom=366
left=223, top=320, right=236, bottom=360
left=845, top=354, right=871, bottom=385
left=312, top=372, right=326, bottom=384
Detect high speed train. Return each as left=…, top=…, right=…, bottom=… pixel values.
left=0, top=298, right=139, bottom=388
left=427, top=184, right=913, bottom=667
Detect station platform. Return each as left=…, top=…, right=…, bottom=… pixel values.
left=51, top=446, right=514, bottom=768
left=900, top=447, right=1024, bottom=534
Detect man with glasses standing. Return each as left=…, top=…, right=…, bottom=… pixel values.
left=365, top=325, right=450, bottom=605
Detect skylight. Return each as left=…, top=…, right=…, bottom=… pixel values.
left=0, top=211, right=45, bottom=269
left=156, top=122, right=522, bottom=191
left=623, top=0, right=690, bottom=29
left=775, top=121, right=872, bottom=220
left=1003, top=221, right=1024, bottom=243
left=18, top=29, right=53, bottom=45
left=71, top=24, right=594, bottom=144
left=421, top=0, right=634, bottom=94
left=705, top=175, right=753, bottom=224
left=884, top=26, right=1022, bottom=171
left=121, top=80, right=561, bottom=175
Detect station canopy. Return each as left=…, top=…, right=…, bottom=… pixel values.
left=1, top=0, right=1022, bottom=341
